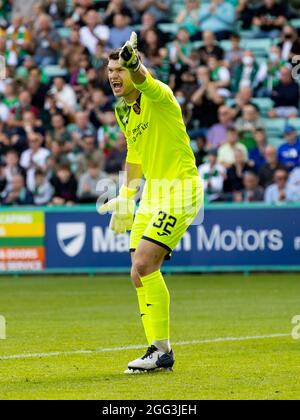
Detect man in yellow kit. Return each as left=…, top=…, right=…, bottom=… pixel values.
left=99, top=33, right=203, bottom=373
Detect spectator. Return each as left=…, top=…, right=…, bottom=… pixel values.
left=48, top=77, right=77, bottom=114
left=31, top=169, right=54, bottom=205
left=105, top=132, right=127, bottom=175
left=79, top=10, right=110, bottom=55
left=5, top=15, right=31, bottom=66
left=236, top=171, right=264, bottom=202
left=218, top=127, right=248, bottom=168
left=77, top=161, right=106, bottom=203
left=104, top=0, right=133, bottom=27
left=132, top=0, right=171, bottom=24
left=224, top=148, right=253, bottom=195
left=140, top=28, right=163, bottom=62
left=2, top=149, right=26, bottom=193
left=198, top=149, right=226, bottom=202
left=194, top=135, right=207, bottom=168
left=277, top=125, right=300, bottom=172
left=224, top=33, right=245, bottom=73
left=198, top=31, right=224, bottom=65
left=139, top=12, right=166, bottom=43
left=231, top=50, right=266, bottom=94
left=175, top=0, right=200, bottom=38
left=20, top=132, right=51, bottom=191
left=8, top=91, right=39, bottom=129
left=190, top=66, right=224, bottom=131
left=231, top=86, right=259, bottom=119
left=235, top=104, right=265, bottom=151
left=249, top=128, right=268, bottom=170
left=258, top=45, right=288, bottom=96
left=3, top=81, right=19, bottom=111
left=259, top=144, right=286, bottom=188
left=76, top=134, right=105, bottom=175
left=236, top=0, right=254, bottom=30
left=71, top=111, right=96, bottom=147
left=108, top=13, right=134, bottom=50
left=199, top=0, right=235, bottom=41
left=279, top=25, right=300, bottom=63
left=207, top=106, right=234, bottom=149
left=207, top=55, right=231, bottom=98
left=288, top=165, right=300, bottom=190
left=33, top=14, right=61, bottom=67
left=265, top=168, right=300, bottom=204
left=2, top=174, right=34, bottom=205
left=46, top=113, right=72, bottom=152
left=269, top=66, right=299, bottom=118
left=169, top=28, right=194, bottom=68
left=252, top=0, right=286, bottom=39
left=51, top=163, right=77, bottom=205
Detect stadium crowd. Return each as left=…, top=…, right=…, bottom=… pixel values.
left=0, top=0, right=300, bottom=206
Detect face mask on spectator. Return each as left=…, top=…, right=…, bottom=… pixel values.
left=176, top=96, right=186, bottom=106
left=269, top=53, right=280, bottom=63
left=243, top=56, right=254, bottom=66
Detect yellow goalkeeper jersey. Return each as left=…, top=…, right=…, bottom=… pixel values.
left=115, top=72, right=198, bottom=182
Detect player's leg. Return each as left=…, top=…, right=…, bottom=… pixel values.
left=126, top=239, right=175, bottom=373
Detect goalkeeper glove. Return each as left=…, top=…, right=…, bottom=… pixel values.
left=119, top=31, right=141, bottom=72
left=98, top=185, right=136, bottom=234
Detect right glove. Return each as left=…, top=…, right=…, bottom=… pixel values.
left=119, top=31, right=141, bottom=72
left=97, top=185, right=136, bottom=234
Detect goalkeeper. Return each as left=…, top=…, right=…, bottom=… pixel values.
left=99, top=33, right=203, bottom=373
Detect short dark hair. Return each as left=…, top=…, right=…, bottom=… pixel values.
left=108, top=49, right=122, bottom=61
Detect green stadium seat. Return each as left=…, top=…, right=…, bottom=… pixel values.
left=287, top=118, right=300, bottom=132
left=263, top=118, right=286, bottom=137
left=158, top=23, right=179, bottom=35
left=268, top=137, right=285, bottom=148
left=290, top=19, right=300, bottom=29
left=241, top=38, right=272, bottom=57
left=252, top=98, right=274, bottom=115
left=58, top=27, right=71, bottom=39
left=220, top=40, right=232, bottom=52
left=43, top=65, right=68, bottom=78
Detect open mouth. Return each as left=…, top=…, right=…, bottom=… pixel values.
left=111, top=81, right=123, bottom=92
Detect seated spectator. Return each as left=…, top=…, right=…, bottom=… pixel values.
left=224, top=148, right=253, bottom=195
left=252, top=0, right=286, bottom=39
left=258, top=45, right=288, bottom=96
left=105, top=132, right=127, bottom=175
left=48, top=77, right=77, bottom=114
left=194, top=135, right=207, bottom=168
left=198, top=149, right=226, bottom=202
left=288, top=165, right=300, bottom=190
left=77, top=161, right=107, bottom=203
left=2, top=149, right=26, bottom=193
left=5, top=15, right=31, bottom=66
left=88, top=89, right=114, bottom=129
left=236, top=0, right=254, bottom=30
left=224, top=33, right=245, bottom=73
left=265, top=168, right=300, bottom=204
left=175, top=0, right=200, bottom=38
left=235, top=104, right=265, bottom=151
left=249, top=128, right=268, bottom=170
left=269, top=66, right=299, bottom=118
left=140, top=28, right=164, bottom=62
left=30, top=169, right=54, bottom=205
left=138, top=12, right=167, bottom=44
left=132, top=0, right=171, bottom=24
left=207, top=105, right=234, bottom=149
left=259, top=144, right=286, bottom=188
left=277, top=125, right=300, bottom=172
left=8, top=91, right=39, bottom=129
left=108, top=13, right=134, bottom=50
left=46, top=113, right=72, bottom=152
left=104, top=0, right=133, bottom=27
left=61, top=29, right=90, bottom=73
left=208, top=55, right=231, bottom=98
left=20, top=132, right=51, bottom=191
left=234, top=171, right=264, bottom=202
left=279, top=25, right=300, bottom=63
left=198, top=31, right=224, bottom=65
left=3, top=81, right=19, bottom=111
left=231, top=51, right=266, bottom=94
left=190, top=67, right=224, bottom=131
left=33, top=14, right=61, bottom=67
left=169, top=28, right=194, bottom=68
left=76, top=134, right=104, bottom=175
left=199, top=0, right=235, bottom=41
left=218, top=127, right=248, bottom=168
left=231, top=86, right=259, bottom=119
left=79, top=10, right=109, bottom=56
left=2, top=174, right=34, bottom=205
left=71, top=111, right=96, bottom=149
left=51, top=163, right=77, bottom=205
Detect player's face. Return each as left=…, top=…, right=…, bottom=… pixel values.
left=108, top=60, right=135, bottom=97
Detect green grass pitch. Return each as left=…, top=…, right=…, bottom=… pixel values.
left=0, top=273, right=300, bottom=400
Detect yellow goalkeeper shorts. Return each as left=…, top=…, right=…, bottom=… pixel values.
left=129, top=176, right=203, bottom=256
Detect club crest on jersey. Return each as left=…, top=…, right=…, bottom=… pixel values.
left=133, top=102, right=141, bottom=115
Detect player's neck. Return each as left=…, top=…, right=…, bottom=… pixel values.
left=123, top=88, right=140, bottom=105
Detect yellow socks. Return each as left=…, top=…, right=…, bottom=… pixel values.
left=136, top=287, right=153, bottom=346
left=140, top=270, right=170, bottom=345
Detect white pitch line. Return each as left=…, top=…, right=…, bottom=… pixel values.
left=0, top=333, right=289, bottom=361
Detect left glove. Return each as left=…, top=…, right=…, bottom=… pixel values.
left=97, top=186, right=136, bottom=234
left=119, top=31, right=141, bottom=72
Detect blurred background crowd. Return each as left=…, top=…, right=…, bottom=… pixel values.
left=1, top=0, right=300, bottom=206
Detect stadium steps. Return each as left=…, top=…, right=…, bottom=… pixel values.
left=43, top=65, right=68, bottom=78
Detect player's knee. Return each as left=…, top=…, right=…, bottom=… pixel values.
left=133, top=258, right=153, bottom=278
left=131, top=266, right=142, bottom=288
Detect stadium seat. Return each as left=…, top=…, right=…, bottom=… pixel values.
left=290, top=18, right=300, bottom=29
left=287, top=118, right=300, bottom=132
left=268, top=137, right=285, bottom=148
left=220, top=40, right=232, bottom=52
left=240, top=38, right=272, bottom=57
left=58, top=27, right=71, bottom=39
left=263, top=118, right=286, bottom=137
left=158, top=23, right=179, bottom=35
left=252, top=98, right=274, bottom=116
left=43, top=65, right=68, bottom=78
